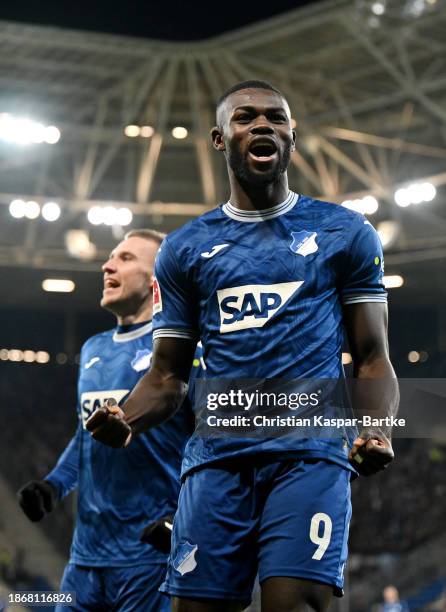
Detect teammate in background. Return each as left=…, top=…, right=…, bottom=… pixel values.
left=18, top=229, right=199, bottom=612
left=381, top=585, right=409, bottom=612
left=87, top=81, right=399, bottom=612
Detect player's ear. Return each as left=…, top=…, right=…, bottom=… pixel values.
left=211, top=126, right=225, bottom=152
left=291, top=129, right=296, bottom=151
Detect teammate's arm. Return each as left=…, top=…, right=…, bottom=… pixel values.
left=343, top=302, right=399, bottom=476
left=87, top=336, right=196, bottom=447
left=18, top=424, right=81, bottom=521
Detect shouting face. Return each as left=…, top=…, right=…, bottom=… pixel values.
left=100, top=236, right=159, bottom=318
left=213, top=88, right=295, bottom=186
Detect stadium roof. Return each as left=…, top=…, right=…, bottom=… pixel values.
left=0, top=0, right=445, bottom=309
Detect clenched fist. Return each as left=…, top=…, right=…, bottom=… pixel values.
left=349, top=430, right=394, bottom=476
left=86, top=399, right=133, bottom=448
left=17, top=480, right=58, bottom=522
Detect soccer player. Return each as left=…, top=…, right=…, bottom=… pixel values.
left=18, top=229, right=198, bottom=612
left=87, top=81, right=399, bottom=612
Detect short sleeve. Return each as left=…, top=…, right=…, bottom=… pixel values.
left=152, top=238, right=199, bottom=341
left=340, top=218, right=387, bottom=305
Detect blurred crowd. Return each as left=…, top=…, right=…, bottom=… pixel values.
left=0, top=363, right=77, bottom=555
left=350, top=438, right=446, bottom=554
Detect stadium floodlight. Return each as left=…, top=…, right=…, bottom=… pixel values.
left=0, top=348, right=48, bottom=363
left=65, top=229, right=97, bottom=260
left=42, top=279, right=75, bottom=293
left=87, top=206, right=104, bottom=225
left=172, top=126, right=188, bottom=139
left=116, top=207, right=133, bottom=226
left=0, top=113, right=61, bottom=145
left=394, top=181, right=436, bottom=207
left=377, top=220, right=400, bottom=249
left=9, top=199, right=27, bottom=218
left=408, top=350, right=420, bottom=363
left=8, top=349, right=23, bottom=362
left=362, top=195, right=379, bottom=214
left=125, top=125, right=140, bottom=137
left=420, top=182, right=436, bottom=201
left=140, top=125, right=154, bottom=138
left=24, top=201, right=40, bottom=219
left=44, top=126, right=61, bottom=144
left=341, top=195, right=379, bottom=215
left=103, top=206, right=118, bottom=226
left=29, top=122, right=46, bottom=143
left=42, top=202, right=61, bottom=222
left=371, top=2, right=386, bottom=15
left=383, top=275, right=404, bottom=288
left=87, top=205, right=132, bottom=227
left=394, top=187, right=411, bottom=207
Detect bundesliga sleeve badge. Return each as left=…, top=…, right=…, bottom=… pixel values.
left=153, top=276, right=163, bottom=314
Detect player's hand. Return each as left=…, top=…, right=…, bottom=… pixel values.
left=86, top=399, right=133, bottom=448
left=349, top=429, right=394, bottom=476
left=17, top=480, right=58, bottom=522
left=140, top=515, right=173, bottom=554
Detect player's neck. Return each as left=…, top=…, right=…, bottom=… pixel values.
left=115, top=301, right=153, bottom=326
left=228, top=174, right=289, bottom=211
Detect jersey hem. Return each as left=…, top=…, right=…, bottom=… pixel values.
left=181, top=448, right=357, bottom=479
left=69, top=555, right=167, bottom=567
left=258, top=569, right=344, bottom=597
left=159, top=582, right=252, bottom=603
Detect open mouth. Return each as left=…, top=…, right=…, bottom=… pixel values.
left=248, top=139, right=278, bottom=161
left=104, top=278, right=120, bottom=289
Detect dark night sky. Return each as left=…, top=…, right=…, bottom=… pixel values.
left=0, top=0, right=321, bottom=41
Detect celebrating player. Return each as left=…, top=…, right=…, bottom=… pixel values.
left=18, top=229, right=199, bottom=612
left=87, top=81, right=399, bottom=612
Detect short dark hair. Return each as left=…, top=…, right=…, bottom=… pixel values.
left=124, top=228, right=165, bottom=246
left=216, top=80, right=284, bottom=111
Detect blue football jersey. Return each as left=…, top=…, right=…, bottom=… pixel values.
left=152, top=192, right=387, bottom=475
left=46, top=321, right=198, bottom=567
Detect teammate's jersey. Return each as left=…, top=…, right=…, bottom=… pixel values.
left=46, top=321, right=198, bottom=567
left=152, top=192, right=387, bottom=475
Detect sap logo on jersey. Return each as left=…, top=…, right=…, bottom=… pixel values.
left=80, top=389, right=129, bottom=428
left=217, top=281, right=303, bottom=333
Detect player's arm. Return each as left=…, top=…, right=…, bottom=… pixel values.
left=343, top=301, right=399, bottom=476
left=86, top=336, right=196, bottom=447
left=17, top=423, right=81, bottom=521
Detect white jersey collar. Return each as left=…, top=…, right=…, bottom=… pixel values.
left=113, top=321, right=152, bottom=343
left=222, top=191, right=299, bottom=223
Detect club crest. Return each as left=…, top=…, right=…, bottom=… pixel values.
left=131, top=349, right=152, bottom=372
left=289, top=230, right=318, bottom=256
left=173, top=541, right=198, bottom=575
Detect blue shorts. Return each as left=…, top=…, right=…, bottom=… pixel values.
left=56, top=563, right=169, bottom=612
left=161, top=457, right=351, bottom=605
